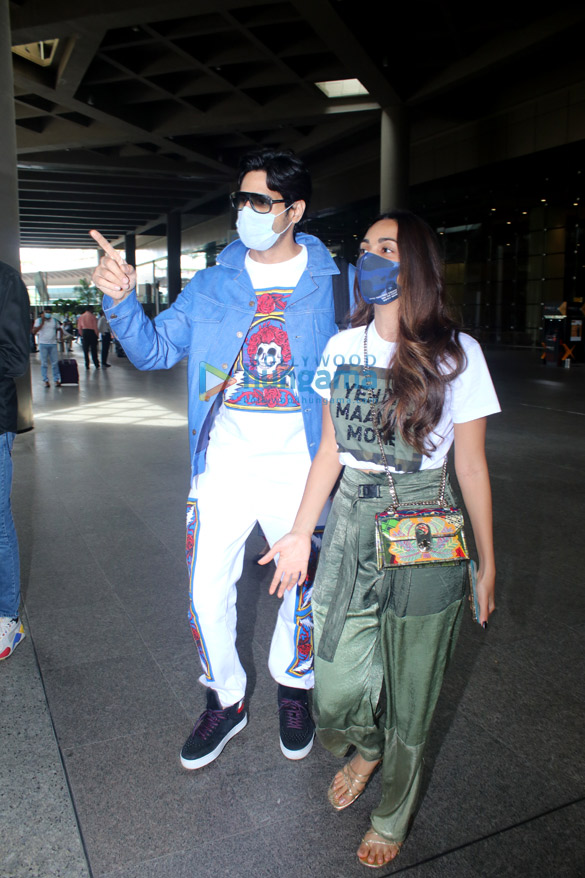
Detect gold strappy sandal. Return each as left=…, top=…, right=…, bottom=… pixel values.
left=357, top=828, right=402, bottom=869
left=327, top=757, right=379, bottom=811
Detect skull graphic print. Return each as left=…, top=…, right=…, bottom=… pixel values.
left=256, top=340, right=282, bottom=376
left=223, top=290, right=301, bottom=411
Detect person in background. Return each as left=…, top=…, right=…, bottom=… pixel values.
left=32, top=306, right=61, bottom=388
left=98, top=312, right=112, bottom=367
left=29, top=313, right=37, bottom=353
left=77, top=305, right=100, bottom=370
left=0, top=261, right=31, bottom=660
left=62, top=316, right=74, bottom=353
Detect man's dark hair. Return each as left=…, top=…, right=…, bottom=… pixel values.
left=237, top=148, right=312, bottom=216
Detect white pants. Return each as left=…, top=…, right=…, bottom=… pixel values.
left=186, top=443, right=322, bottom=708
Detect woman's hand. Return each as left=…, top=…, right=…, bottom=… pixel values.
left=258, top=407, right=342, bottom=599
left=258, top=532, right=312, bottom=599
left=89, top=229, right=137, bottom=300
left=453, top=418, right=496, bottom=629
left=476, top=565, right=496, bottom=627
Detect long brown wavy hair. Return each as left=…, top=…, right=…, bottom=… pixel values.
left=351, top=210, right=466, bottom=456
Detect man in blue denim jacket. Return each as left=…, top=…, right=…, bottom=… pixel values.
left=92, top=149, right=349, bottom=770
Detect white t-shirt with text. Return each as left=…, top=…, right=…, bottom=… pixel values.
left=312, top=321, right=500, bottom=472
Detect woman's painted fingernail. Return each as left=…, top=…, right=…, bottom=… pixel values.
left=482, top=621, right=488, bottom=630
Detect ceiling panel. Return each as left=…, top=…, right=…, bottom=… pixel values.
left=9, top=0, right=585, bottom=247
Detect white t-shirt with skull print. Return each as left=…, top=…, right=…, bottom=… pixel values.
left=206, top=245, right=309, bottom=461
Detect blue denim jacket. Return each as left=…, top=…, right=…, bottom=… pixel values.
left=103, top=233, right=350, bottom=479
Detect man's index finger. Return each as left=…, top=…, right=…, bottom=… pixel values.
left=89, top=229, right=124, bottom=263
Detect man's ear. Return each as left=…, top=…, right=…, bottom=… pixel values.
left=290, top=199, right=306, bottom=225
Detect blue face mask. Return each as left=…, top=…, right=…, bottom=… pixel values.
left=357, top=251, right=400, bottom=304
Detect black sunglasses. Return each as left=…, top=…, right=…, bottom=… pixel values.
left=230, top=191, right=288, bottom=214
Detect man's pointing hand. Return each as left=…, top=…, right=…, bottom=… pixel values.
left=89, top=229, right=137, bottom=301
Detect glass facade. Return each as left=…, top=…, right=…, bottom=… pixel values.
left=308, top=142, right=585, bottom=353
left=135, top=252, right=208, bottom=314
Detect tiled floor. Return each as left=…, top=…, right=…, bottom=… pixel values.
left=1, top=345, right=584, bottom=878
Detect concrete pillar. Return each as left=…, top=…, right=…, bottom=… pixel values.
left=204, top=242, right=217, bottom=268
left=125, top=233, right=136, bottom=267
left=0, top=3, right=20, bottom=269
left=380, top=107, right=409, bottom=212
left=166, top=212, right=181, bottom=304
left=1, top=4, right=33, bottom=432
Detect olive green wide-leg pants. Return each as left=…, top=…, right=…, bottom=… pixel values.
left=313, top=466, right=467, bottom=844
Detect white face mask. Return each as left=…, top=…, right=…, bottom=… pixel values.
left=236, top=205, right=293, bottom=251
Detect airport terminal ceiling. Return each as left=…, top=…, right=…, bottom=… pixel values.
left=10, top=0, right=585, bottom=248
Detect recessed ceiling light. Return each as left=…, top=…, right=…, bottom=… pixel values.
left=12, top=39, right=59, bottom=67
left=315, top=79, right=369, bottom=98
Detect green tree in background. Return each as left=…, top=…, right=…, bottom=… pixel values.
left=73, top=277, right=100, bottom=307
left=52, top=298, right=80, bottom=314
left=52, top=278, right=100, bottom=315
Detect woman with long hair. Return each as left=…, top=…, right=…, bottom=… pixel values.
left=260, top=210, right=500, bottom=868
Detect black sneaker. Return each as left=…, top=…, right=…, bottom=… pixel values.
left=180, top=689, right=247, bottom=770
left=278, top=684, right=315, bottom=760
